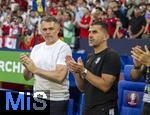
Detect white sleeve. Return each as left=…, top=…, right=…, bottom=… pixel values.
left=56, top=45, right=72, bottom=65
left=30, top=45, right=37, bottom=60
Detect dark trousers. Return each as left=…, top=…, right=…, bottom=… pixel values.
left=50, top=100, right=69, bottom=115
left=142, top=102, right=150, bottom=115
left=82, top=106, right=118, bottom=115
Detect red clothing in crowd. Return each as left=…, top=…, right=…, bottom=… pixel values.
left=19, top=41, right=30, bottom=50
left=2, top=25, right=10, bottom=35
left=119, top=28, right=126, bottom=37
left=80, top=15, right=91, bottom=39
left=29, top=35, right=45, bottom=49
left=51, top=0, right=57, bottom=3
left=50, top=8, right=57, bottom=16
left=15, top=0, right=28, bottom=11
left=104, top=17, right=118, bottom=38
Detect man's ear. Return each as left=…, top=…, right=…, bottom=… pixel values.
left=105, top=33, right=109, bottom=40
left=103, top=33, right=109, bottom=41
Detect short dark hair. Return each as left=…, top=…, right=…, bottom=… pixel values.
left=95, top=7, right=103, bottom=12
left=65, top=11, right=72, bottom=20
left=91, top=21, right=108, bottom=32
left=41, top=16, right=59, bottom=24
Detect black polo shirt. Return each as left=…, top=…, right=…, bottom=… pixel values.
left=84, top=48, right=121, bottom=111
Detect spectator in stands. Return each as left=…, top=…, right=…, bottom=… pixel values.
left=140, top=3, right=147, bottom=16
left=113, top=20, right=126, bottom=39
left=128, top=6, right=146, bottom=39
left=72, top=0, right=87, bottom=51
left=26, top=4, right=32, bottom=15
left=110, top=1, right=128, bottom=28
left=3, top=7, right=11, bottom=18
left=18, top=25, right=31, bottom=50
left=63, top=11, right=75, bottom=48
left=66, top=21, right=121, bottom=115
left=28, top=32, right=44, bottom=50
left=131, top=45, right=150, bottom=115
left=77, top=7, right=92, bottom=53
left=126, top=0, right=136, bottom=20
left=18, top=33, right=30, bottom=50
left=91, top=7, right=104, bottom=22
left=15, top=0, right=28, bottom=11
left=20, top=16, right=72, bottom=115
left=105, top=7, right=118, bottom=38
left=49, top=3, right=58, bottom=16
left=25, top=10, right=39, bottom=34
left=10, top=1, right=19, bottom=12
left=0, top=9, right=4, bottom=23
left=75, top=0, right=87, bottom=24
left=18, top=10, right=28, bottom=24
left=142, top=4, right=150, bottom=39
left=2, top=15, right=11, bottom=36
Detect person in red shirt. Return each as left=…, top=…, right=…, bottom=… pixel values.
left=28, top=34, right=44, bottom=50
left=77, top=7, right=92, bottom=53
left=79, top=8, right=91, bottom=39
left=19, top=25, right=44, bottom=50
left=19, top=26, right=31, bottom=50
left=19, top=34, right=30, bottom=50
left=2, top=25, right=10, bottom=36
left=113, top=20, right=126, bottom=39
left=49, top=3, right=57, bottom=16
left=2, top=15, right=11, bottom=36
left=28, top=20, right=45, bottom=49
left=104, top=7, right=118, bottom=38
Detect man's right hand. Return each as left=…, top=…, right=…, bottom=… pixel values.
left=20, top=54, right=31, bottom=69
left=20, top=54, right=33, bottom=80
left=65, top=56, right=85, bottom=74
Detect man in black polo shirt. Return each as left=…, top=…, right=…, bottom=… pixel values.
left=66, top=21, right=121, bottom=115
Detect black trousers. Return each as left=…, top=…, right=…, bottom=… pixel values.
left=82, top=106, right=118, bottom=115
left=50, top=100, right=69, bottom=115
left=142, top=102, right=150, bottom=115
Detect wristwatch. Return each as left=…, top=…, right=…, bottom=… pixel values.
left=81, top=68, right=88, bottom=79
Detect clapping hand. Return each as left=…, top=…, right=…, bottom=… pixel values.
left=65, top=55, right=84, bottom=73
left=20, top=54, right=37, bottom=73
left=131, top=45, right=150, bottom=67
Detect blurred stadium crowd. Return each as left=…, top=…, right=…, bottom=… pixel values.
left=0, top=0, right=149, bottom=52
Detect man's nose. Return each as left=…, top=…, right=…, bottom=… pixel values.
left=89, top=33, right=93, bottom=37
